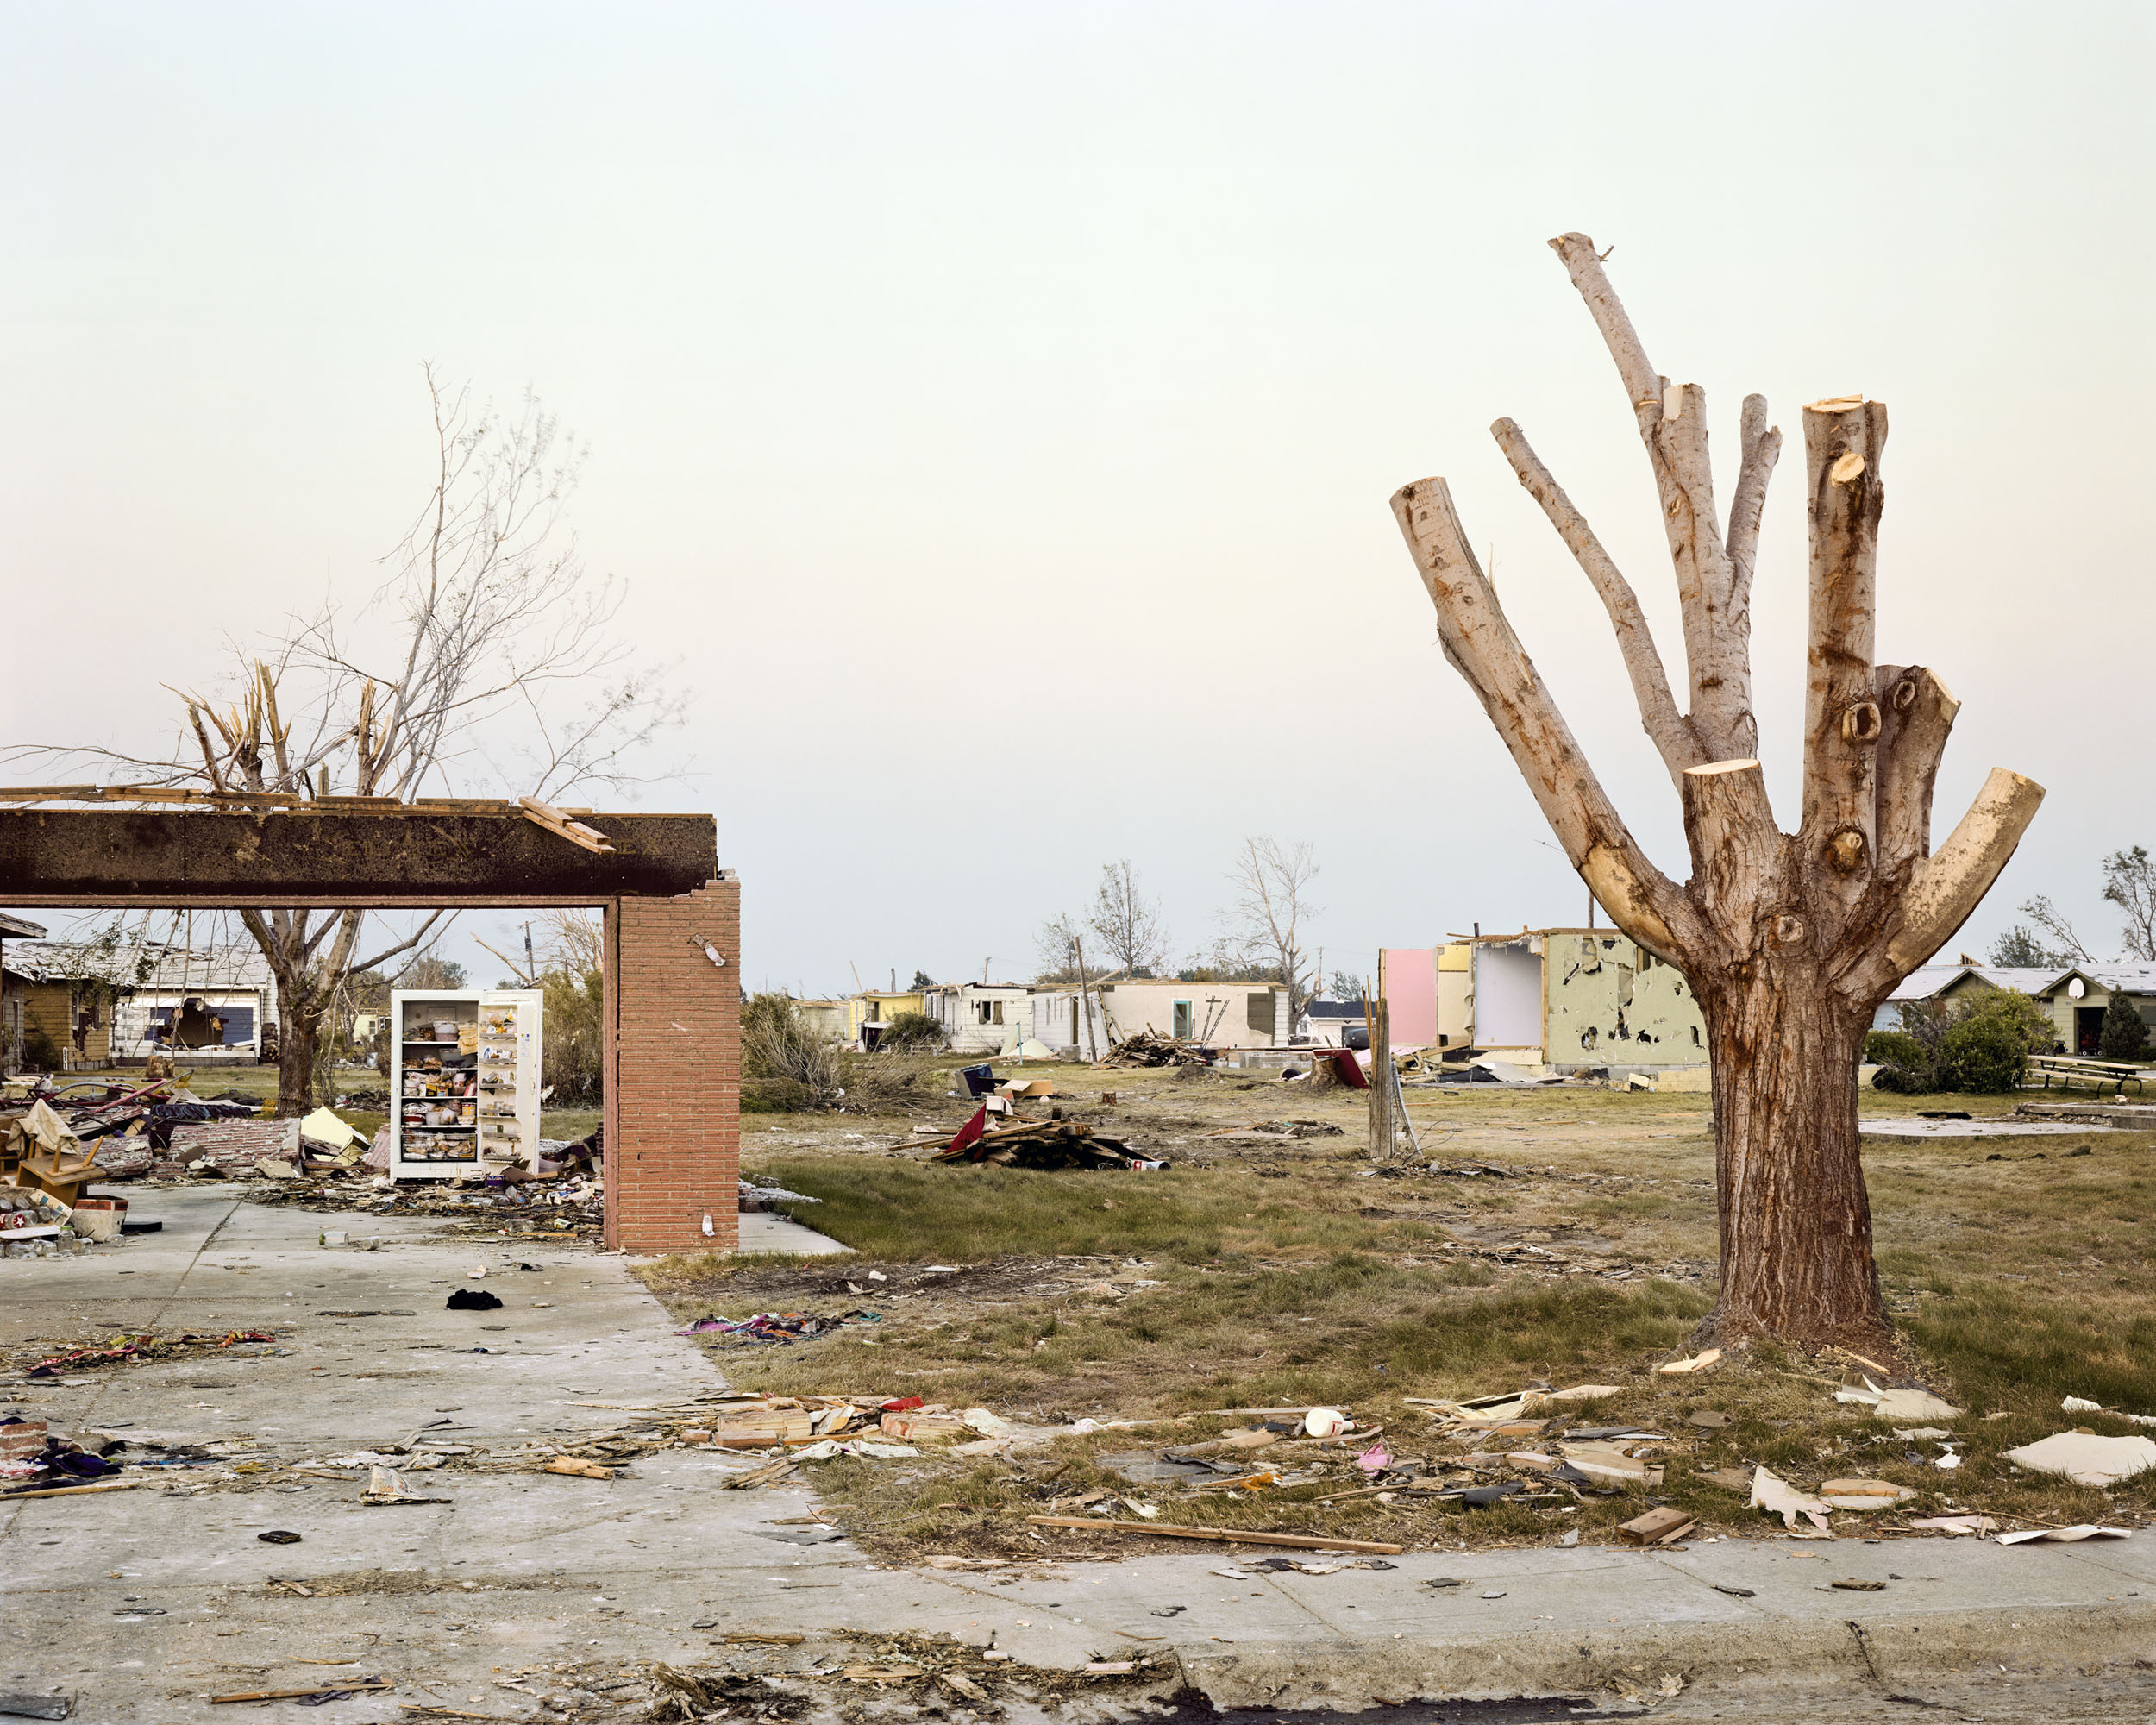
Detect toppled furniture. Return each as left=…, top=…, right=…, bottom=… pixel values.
left=3, top=1101, right=100, bottom=1205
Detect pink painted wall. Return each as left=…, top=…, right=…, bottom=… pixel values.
left=1380, top=948, right=1437, bottom=1047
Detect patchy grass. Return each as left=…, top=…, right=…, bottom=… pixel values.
left=649, top=1080, right=2156, bottom=1559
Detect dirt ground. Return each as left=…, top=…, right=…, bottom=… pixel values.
left=640, top=1056, right=2156, bottom=1565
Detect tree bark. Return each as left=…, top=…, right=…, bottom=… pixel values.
left=1702, top=966, right=1886, bottom=1348
left=277, top=991, right=322, bottom=1121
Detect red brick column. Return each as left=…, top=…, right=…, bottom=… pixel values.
left=603, top=875, right=740, bottom=1253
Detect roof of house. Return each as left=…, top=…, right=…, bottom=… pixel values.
left=0, top=913, right=47, bottom=939
left=2, top=939, right=273, bottom=990
left=1889, top=962, right=2156, bottom=1003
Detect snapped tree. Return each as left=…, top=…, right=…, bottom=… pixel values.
left=1388, top=234, right=2045, bottom=1348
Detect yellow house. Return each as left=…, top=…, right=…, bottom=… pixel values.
left=849, top=991, right=926, bottom=1049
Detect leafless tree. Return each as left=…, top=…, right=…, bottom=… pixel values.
left=2102, top=847, right=2156, bottom=961
left=1087, top=860, right=1169, bottom=978
left=1226, top=837, right=1322, bottom=1019
left=1389, top=233, right=2042, bottom=1349
left=2016, top=894, right=2092, bottom=964
left=7, top=367, right=682, bottom=1115
left=2022, top=847, right=2156, bottom=964
left=1032, top=913, right=1084, bottom=984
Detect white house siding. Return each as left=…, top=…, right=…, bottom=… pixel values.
left=925, top=986, right=1037, bottom=1055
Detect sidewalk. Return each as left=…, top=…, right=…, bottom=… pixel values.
left=4, top=1191, right=2153, bottom=1722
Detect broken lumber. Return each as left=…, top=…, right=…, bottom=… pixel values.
left=1025, top=1515, right=1401, bottom=1553
left=543, top=1457, right=617, bottom=1480
left=517, top=794, right=615, bottom=854
left=0, top=1479, right=140, bottom=1502
left=213, top=1680, right=392, bottom=1703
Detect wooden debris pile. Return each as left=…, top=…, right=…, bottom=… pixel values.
left=931, top=1120, right=1165, bottom=1171
left=1100, top=1031, right=1209, bottom=1069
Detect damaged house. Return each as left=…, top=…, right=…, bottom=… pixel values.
left=922, top=982, right=1038, bottom=1054
left=1032, top=979, right=1293, bottom=1058
left=109, top=943, right=278, bottom=1063
left=1452, top=927, right=1706, bottom=1075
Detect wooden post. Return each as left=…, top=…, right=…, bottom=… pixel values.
left=1073, top=936, right=1098, bottom=1062
left=1365, top=994, right=1392, bottom=1159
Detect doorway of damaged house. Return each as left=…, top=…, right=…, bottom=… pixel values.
left=0, top=798, right=741, bottom=1254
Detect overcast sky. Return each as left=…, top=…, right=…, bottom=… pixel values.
left=3, top=3, right=2152, bottom=993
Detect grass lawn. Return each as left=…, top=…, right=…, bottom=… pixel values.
left=641, top=1057, right=2156, bottom=1559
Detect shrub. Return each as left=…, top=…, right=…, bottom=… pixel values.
left=1865, top=1027, right=1934, bottom=1092
left=1864, top=1030, right=1927, bottom=1070
left=879, top=1010, right=945, bottom=1052
left=743, top=994, right=841, bottom=1109
left=2098, top=991, right=2151, bottom=1063
left=1937, top=989, right=2052, bottom=1093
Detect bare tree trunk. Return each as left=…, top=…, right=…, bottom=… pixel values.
left=1702, top=969, right=1885, bottom=1348
left=277, top=991, right=323, bottom=1120
left=1388, top=231, right=2045, bottom=1348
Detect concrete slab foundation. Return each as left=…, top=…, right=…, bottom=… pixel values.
left=6, top=1190, right=2155, bottom=1722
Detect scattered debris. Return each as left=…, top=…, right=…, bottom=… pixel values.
left=1100, top=1032, right=1211, bottom=1070
left=1908, top=1515, right=1997, bottom=1535
left=933, top=1118, right=1164, bottom=1171
left=1618, top=1506, right=1697, bottom=1545
left=2063, top=1395, right=2156, bottom=1427
left=1750, top=1466, right=1833, bottom=1534
left=1833, top=1377, right=1961, bottom=1422
left=1819, top=1478, right=1919, bottom=1511
left=674, top=1310, right=881, bottom=1346
left=2002, top=1432, right=2156, bottom=1488
left=1657, top=1348, right=1721, bottom=1376
left=445, top=1288, right=503, bottom=1311
left=1025, top=1515, right=1401, bottom=1553
left=545, top=1457, right=617, bottom=1481
left=1996, top=1524, right=2133, bottom=1545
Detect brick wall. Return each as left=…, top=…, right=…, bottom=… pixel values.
left=604, top=876, right=740, bottom=1254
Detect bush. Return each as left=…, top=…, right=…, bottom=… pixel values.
left=1865, top=1027, right=1934, bottom=1092
left=743, top=994, right=841, bottom=1110
left=878, top=1010, right=945, bottom=1052
left=18, top=1028, right=62, bottom=1072
left=1864, top=1029, right=1928, bottom=1070
left=1936, top=989, right=2052, bottom=1093
left=2098, top=991, right=2152, bottom=1063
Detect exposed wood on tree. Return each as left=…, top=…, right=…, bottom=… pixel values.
left=1388, top=232, right=2044, bottom=1348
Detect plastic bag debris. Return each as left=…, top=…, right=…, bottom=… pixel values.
left=446, top=1288, right=502, bottom=1310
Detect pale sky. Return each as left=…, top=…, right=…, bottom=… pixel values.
left=4, top=3, right=2153, bottom=991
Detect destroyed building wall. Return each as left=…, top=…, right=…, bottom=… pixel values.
left=1469, top=940, right=1544, bottom=1052
left=924, top=983, right=1037, bottom=1054
left=1438, top=943, right=1470, bottom=1044
left=1031, top=981, right=1290, bottom=1055
left=1460, top=927, right=1707, bottom=1070
left=1541, top=931, right=1706, bottom=1070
